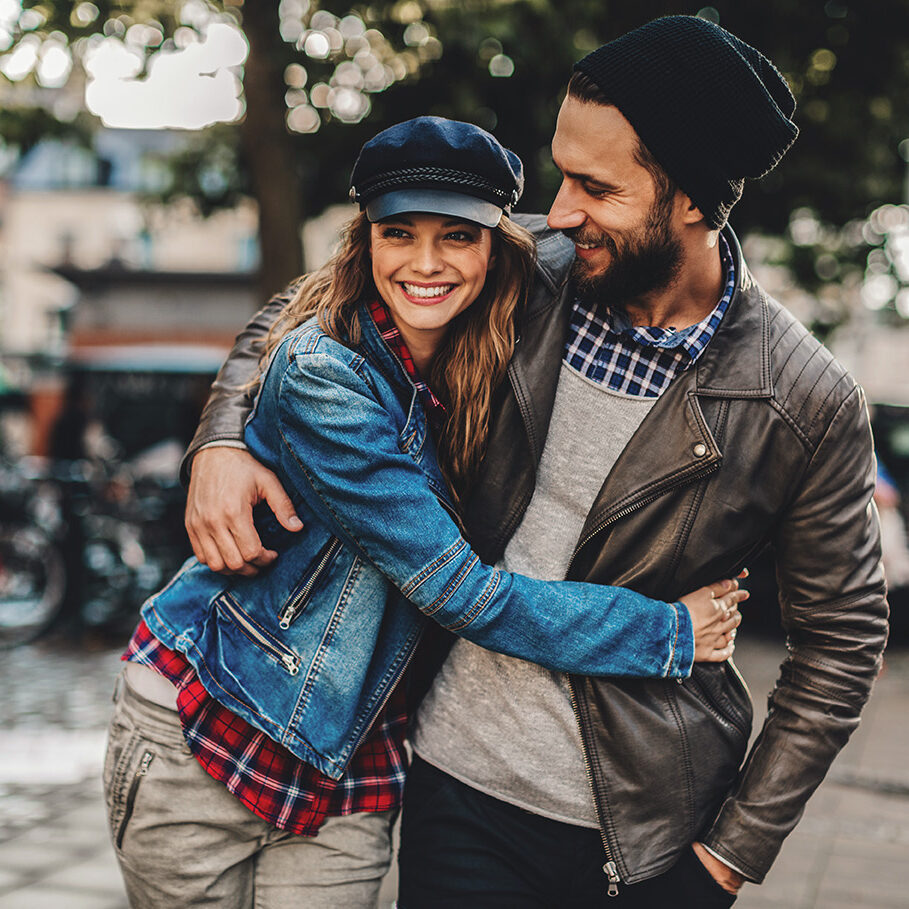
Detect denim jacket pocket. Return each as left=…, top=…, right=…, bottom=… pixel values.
left=277, top=536, right=343, bottom=629
left=215, top=592, right=302, bottom=676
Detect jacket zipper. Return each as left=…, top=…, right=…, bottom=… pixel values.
left=344, top=625, right=422, bottom=762
left=342, top=484, right=456, bottom=756
left=217, top=593, right=302, bottom=675
left=565, top=460, right=721, bottom=578
left=116, top=750, right=154, bottom=850
left=504, top=350, right=620, bottom=891
left=278, top=537, right=343, bottom=629
left=331, top=487, right=455, bottom=766
left=567, top=678, right=622, bottom=897
left=563, top=459, right=722, bottom=896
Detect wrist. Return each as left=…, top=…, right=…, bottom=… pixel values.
left=692, top=841, right=745, bottom=894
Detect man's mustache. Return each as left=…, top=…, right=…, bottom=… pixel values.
left=561, top=227, right=617, bottom=256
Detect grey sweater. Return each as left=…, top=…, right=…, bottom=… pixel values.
left=412, top=363, right=656, bottom=825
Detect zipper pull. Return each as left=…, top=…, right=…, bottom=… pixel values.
left=278, top=606, right=295, bottom=630
left=137, top=751, right=154, bottom=777
left=281, top=653, right=300, bottom=675
left=603, top=860, right=620, bottom=897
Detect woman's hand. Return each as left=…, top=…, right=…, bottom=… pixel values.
left=680, top=576, right=748, bottom=662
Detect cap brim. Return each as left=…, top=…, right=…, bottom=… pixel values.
left=365, top=189, right=503, bottom=228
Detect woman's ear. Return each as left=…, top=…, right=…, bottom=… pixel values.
left=487, top=230, right=499, bottom=271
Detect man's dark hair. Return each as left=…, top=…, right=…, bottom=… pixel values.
left=566, top=71, right=677, bottom=207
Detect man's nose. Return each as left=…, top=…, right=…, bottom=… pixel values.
left=547, top=181, right=586, bottom=231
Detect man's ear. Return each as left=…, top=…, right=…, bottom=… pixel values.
left=678, top=192, right=705, bottom=225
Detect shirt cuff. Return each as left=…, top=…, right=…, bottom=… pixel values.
left=701, top=844, right=748, bottom=878
left=197, top=440, right=248, bottom=452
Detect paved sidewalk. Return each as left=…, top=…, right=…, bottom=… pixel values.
left=732, top=639, right=909, bottom=909
left=0, top=634, right=906, bottom=907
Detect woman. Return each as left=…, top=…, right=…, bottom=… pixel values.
left=104, top=118, right=745, bottom=908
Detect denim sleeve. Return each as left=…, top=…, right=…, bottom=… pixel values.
left=268, top=351, right=694, bottom=679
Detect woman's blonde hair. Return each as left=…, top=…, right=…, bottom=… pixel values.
left=262, top=212, right=536, bottom=501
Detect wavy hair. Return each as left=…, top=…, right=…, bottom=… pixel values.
left=261, top=212, right=536, bottom=502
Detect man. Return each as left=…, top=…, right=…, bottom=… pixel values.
left=183, top=16, right=888, bottom=906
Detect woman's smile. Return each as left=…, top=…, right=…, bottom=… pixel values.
left=399, top=281, right=458, bottom=304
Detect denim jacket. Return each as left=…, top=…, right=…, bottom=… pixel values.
left=142, top=304, right=694, bottom=780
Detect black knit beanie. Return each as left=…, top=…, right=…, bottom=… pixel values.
left=574, top=16, right=798, bottom=229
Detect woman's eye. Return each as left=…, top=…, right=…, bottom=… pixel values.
left=445, top=230, right=476, bottom=242
left=382, top=227, right=411, bottom=239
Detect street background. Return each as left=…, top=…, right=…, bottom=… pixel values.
left=0, top=631, right=907, bottom=908
left=1, top=1, right=909, bottom=907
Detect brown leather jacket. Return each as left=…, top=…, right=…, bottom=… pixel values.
left=183, top=216, right=888, bottom=885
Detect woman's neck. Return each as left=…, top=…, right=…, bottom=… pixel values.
left=397, top=325, right=443, bottom=376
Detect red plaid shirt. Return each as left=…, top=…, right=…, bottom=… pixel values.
left=367, top=298, right=447, bottom=416
left=124, top=301, right=446, bottom=836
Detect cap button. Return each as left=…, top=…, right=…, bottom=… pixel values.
left=693, top=443, right=708, bottom=457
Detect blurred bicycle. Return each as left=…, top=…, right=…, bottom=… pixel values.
left=0, top=450, right=188, bottom=649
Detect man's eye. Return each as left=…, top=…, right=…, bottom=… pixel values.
left=584, top=185, right=611, bottom=198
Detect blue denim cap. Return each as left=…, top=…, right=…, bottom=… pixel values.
left=349, top=116, right=524, bottom=229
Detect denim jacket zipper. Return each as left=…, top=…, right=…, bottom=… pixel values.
left=216, top=593, right=302, bottom=675
left=278, top=537, right=343, bottom=629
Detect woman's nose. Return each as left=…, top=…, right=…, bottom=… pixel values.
left=412, top=240, right=444, bottom=274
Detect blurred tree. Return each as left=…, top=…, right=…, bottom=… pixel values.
left=1, top=1, right=908, bottom=303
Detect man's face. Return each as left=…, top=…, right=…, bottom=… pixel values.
left=548, top=96, right=683, bottom=309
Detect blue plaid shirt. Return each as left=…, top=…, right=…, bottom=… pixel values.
left=564, top=236, right=736, bottom=397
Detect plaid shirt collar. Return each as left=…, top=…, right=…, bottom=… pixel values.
left=573, top=234, right=735, bottom=359
left=366, top=299, right=447, bottom=418
left=565, top=235, right=736, bottom=397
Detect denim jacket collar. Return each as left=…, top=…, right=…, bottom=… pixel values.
left=355, top=301, right=455, bottom=512
left=356, top=301, right=417, bottom=396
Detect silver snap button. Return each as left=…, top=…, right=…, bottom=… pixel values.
left=693, top=443, right=708, bottom=457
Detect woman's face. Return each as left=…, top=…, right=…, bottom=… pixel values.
left=370, top=212, right=494, bottom=365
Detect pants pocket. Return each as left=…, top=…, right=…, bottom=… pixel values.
left=678, top=847, right=738, bottom=907
left=102, top=675, right=184, bottom=853
left=103, top=714, right=155, bottom=851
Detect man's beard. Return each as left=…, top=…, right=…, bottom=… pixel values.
left=567, top=192, right=683, bottom=314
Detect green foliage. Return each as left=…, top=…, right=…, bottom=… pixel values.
left=140, top=123, right=247, bottom=216
left=3, top=1, right=909, bottom=263
left=0, top=105, right=90, bottom=153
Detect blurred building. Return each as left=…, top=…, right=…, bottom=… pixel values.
left=0, top=128, right=261, bottom=456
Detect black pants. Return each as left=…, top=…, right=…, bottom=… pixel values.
left=398, top=757, right=737, bottom=908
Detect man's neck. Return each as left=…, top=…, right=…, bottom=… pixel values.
left=621, top=233, right=725, bottom=330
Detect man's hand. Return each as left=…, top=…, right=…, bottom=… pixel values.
left=185, top=447, right=302, bottom=576
left=691, top=841, right=745, bottom=895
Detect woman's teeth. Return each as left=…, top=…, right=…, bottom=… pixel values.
left=402, top=283, right=454, bottom=298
